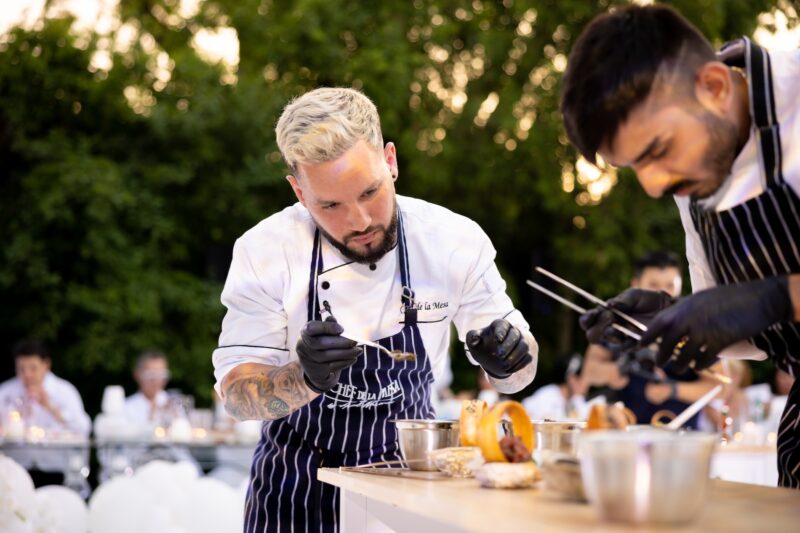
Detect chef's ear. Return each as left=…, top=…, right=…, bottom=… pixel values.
left=694, top=61, right=735, bottom=117
left=384, top=142, right=399, bottom=181
left=286, top=175, right=306, bottom=206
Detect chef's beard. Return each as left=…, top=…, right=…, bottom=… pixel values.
left=317, top=201, right=399, bottom=264
left=690, top=110, right=740, bottom=200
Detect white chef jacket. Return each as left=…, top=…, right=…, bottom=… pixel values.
left=674, top=47, right=800, bottom=361
left=522, top=383, right=592, bottom=421
left=213, top=194, right=538, bottom=393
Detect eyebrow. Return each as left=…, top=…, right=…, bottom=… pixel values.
left=632, top=136, right=662, bottom=165
left=314, top=178, right=382, bottom=206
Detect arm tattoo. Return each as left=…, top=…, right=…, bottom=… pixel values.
left=487, top=357, right=538, bottom=394
left=223, top=362, right=317, bottom=420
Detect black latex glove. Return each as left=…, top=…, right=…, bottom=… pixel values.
left=296, top=317, right=361, bottom=394
left=640, top=276, right=793, bottom=374
left=579, top=289, right=674, bottom=350
left=466, top=319, right=532, bottom=379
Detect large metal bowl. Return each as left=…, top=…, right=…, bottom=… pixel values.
left=579, top=429, right=718, bottom=525
left=394, top=419, right=460, bottom=471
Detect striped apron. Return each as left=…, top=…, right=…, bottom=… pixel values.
left=689, top=37, right=800, bottom=488
left=243, top=210, right=435, bottom=531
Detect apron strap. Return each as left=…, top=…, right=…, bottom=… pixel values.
left=396, top=209, right=418, bottom=325
left=307, top=229, right=324, bottom=322
left=721, top=37, right=784, bottom=185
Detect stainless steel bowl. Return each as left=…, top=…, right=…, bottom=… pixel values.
left=532, top=420, right=584, bottom=464
left=579, top=430, right=718, bottom=525
left=394, top=419, right=460, bottom=471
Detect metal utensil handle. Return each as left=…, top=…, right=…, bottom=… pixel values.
left=526, top=280, right=642, bottom=340
left=666, top=384, right=723, bottom=429
left=535, top=267, right=649, bottom=333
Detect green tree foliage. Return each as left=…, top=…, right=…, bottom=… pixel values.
left=0, top=0, right=794, bottom=409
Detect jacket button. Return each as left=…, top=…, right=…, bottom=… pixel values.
left=321, top=281, right=330, bottom=290
left=369, top=264, right=377, bottom=271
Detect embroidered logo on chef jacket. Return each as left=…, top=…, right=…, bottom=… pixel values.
left=323, top=379, right=404, bottom=409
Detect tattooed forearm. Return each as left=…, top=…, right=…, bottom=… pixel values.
left=487, top=355, right=538, bottom=394
left=221, top=362, right=318, bottom=420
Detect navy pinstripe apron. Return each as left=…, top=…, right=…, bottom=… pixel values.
left=689, top=37, right=800, bottom=488
left=243, top=211, right=435, bottom=531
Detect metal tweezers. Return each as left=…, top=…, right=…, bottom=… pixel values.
left=527, top=267, right=731, bottom=385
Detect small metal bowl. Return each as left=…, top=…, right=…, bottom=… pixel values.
left=532, top=420, right=585, bottom=464
left=394, top=419, right=460, bottom=471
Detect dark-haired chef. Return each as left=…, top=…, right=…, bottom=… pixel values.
left=212, top=87, right=538, bottom=532
left=562, top=4, right=800, bottom=487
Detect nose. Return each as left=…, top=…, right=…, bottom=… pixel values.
left=346, top=203, right=372, bottom=232
left=635, top=163, right=675, bottom=199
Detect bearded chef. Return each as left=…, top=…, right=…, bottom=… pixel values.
left=561, top=4, right=800, bottom=487
left=212, top=87, right=539, bottom=532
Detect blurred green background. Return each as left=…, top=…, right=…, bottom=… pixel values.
left=1, top=0, right=796, bottom=414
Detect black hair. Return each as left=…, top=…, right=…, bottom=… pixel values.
left=135, top=350, right=167, bottom=370
left=12, top=339, right=50, bottom=360
left=633, top=250, right=681, bottom=278
left=561, top=4, right=715, bottom=162
left=553, top=352, right=583, bottom=384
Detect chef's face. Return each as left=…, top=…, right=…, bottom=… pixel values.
left=15, top=355, right=50, bottom=389
left=631, top=266, right=682, bottom=298
left=288, top=140, right=399, bottom=264
left=599, top=63, right=739, bottom=200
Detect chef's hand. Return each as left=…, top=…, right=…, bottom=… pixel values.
left=640, top=276, right=793, bottom=374
left=466, top=319, right=532, bottom=379
left=296, top=317, right=361, bottom=394
left=579, top=289, right=674, bottom=349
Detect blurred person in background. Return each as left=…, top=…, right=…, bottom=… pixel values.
left=581, top=251, right=720, bottom=428
left=0, top=339, right=90, bottom=486
left=123, top=350, right=171, bottom=426
left=766, top=367, right=796, bottom=434
left=523, top=352, right=590, bottom=421
left=562, top=4, right=800, bottom=485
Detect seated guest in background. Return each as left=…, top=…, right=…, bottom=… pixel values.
left=581, top=251, right=720, bottom=428
left=123, top=350, right=171, bottom=426
left=0, top=339, right=91, bottom=486
left=0, top=339, right=90, bottom=436
left=523, top=352, right=590, bottom=421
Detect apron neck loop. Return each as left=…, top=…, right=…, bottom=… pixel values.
left=723, top=36, right=784, bottom=186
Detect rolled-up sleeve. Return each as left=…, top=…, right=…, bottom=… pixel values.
left=212, top=238, right=290, bottom=393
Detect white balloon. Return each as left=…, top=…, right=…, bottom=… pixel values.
left=133, top=461, right=190, bottom=529
left=35, top=486, right=88, bottom=533
left=171, top=460, right=200, bottom=491
left=0, top=455, right=36, bottom=531
left=88, top=476, right=157, bottom=533
left=182, top=478, right=243, bottom=533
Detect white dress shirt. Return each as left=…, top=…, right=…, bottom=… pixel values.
left=123, top=390, right=169, bottom=427
left=213, top=194, right=538, bottom=392
left=0, top=373, right=90, bottom=435
left=674, top=47, right=800, bottom=360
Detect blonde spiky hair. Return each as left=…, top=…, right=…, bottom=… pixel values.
left=275, top=87, right=384, bottom=172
